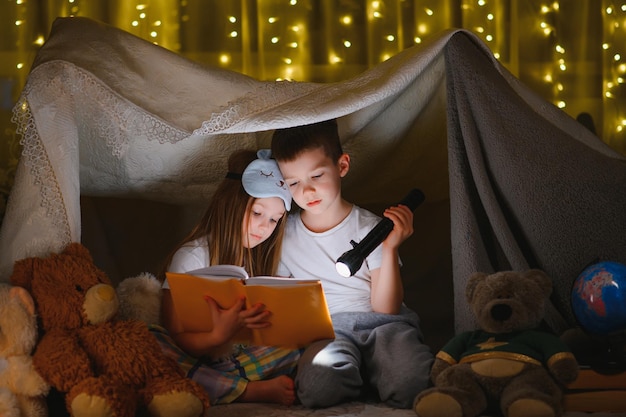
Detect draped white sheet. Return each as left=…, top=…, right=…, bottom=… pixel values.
left=2, top=17, right=625, bottom=339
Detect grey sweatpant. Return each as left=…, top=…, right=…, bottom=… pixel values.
left=295, top=306, right=434, bottom=409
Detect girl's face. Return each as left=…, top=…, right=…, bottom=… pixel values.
left=242, top=197, right=286, bottom=248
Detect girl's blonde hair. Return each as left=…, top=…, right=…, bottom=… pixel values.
left=161, top=149, right=286, bottom=278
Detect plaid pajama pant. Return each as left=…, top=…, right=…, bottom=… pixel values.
left=149, top=325, right=302, bottom=404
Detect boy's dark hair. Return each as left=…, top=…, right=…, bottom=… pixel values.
left=271, top=119, right=343, bottom=162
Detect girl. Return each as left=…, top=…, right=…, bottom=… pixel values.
left=152, top=149, right=300, bottom=406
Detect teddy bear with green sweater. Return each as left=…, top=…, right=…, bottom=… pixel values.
left=414, top=270, right=579, bottom=417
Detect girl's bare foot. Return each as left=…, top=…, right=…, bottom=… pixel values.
left=237, top=375, right=296, bottom=405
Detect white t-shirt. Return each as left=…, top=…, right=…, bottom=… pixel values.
left=161, top=237, right=210, bottom=289
left=277, top=205, right=385, bottom=315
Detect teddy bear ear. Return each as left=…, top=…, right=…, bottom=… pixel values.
left=63, top=242, right=94, bottom=262
left=9, top=286, right=36, bottom=316
left=10, top=258, right=36, bottom=292
left=466, top=272, right=488, bottom=303
left=524, top=269, right=553, bottom=297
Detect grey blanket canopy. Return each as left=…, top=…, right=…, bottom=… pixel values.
left=1, top=16, right=625, bottom=336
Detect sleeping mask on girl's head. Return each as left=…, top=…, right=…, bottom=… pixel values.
left=241, top=149, right=292, bottom=211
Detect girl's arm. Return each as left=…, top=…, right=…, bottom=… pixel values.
left=161, top=289, right=271, bottom=358
left=369, top=205, right=414, bottom=314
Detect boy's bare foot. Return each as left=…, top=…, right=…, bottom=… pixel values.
left=237, top=375, right=296, bottom=405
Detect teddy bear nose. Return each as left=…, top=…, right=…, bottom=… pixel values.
left=491, top=303, right=512, bottom=321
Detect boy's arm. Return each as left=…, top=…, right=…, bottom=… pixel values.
left=370, top=205, right=414, bottom=314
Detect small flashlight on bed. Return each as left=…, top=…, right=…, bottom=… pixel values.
left=335, top=188, right=425, bottom=278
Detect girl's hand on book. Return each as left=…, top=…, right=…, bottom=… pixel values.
left=204, top=295, right=248, bottom=344
left=240, top=302, right=272, bottom=329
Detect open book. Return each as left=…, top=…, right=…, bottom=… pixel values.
left=165, top=265, right=335, bottom=348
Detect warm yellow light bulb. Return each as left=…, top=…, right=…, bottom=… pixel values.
left=136, top=4, right=147, bottom=11
left=341, top=15, right=352, bottom=25
left=603, top=43, right=610, bottom=50
left=230, top=31, right=238, bottom=37
left=424, top=8, right=433, bottom=16
left=615, top=54, right=622, bottom=61
left=132, top=21, right=139, bottom=27
left=386, top=35, right=395, bottom=42
left=487, top=14, right=494, bottom=20
left=555, top=45, right=565, bottom=53
left=34, top=36, right=45, bottom=46
left=343, top=40, right=351, bottom=47
left=557, top=101, right=566, bottom=108
left=330, top=55, right=342, bottom=64
left=271, top=37, right=279, bottom=43
left=268, top=17, right=277, bottom=23
left=289, top=42, right=298, bottom=48
left=229, top=16, right=237, bottom=23
left=219, top=54, right=230, bottom=64
left=486, top=34, right=493, bottom=42
left=17, top=63, right=24, bottom=69
left=150, top=31, right=157, bottom=38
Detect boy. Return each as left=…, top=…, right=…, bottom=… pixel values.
left=270, top=119, right=433, bottom=409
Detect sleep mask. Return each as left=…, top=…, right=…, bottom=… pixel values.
left=241, top=149, right=292, bottom=211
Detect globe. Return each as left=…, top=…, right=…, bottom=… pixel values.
left=571, top=261, right=626, bottom=335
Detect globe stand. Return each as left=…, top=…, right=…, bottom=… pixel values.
left=563, top=327, right=626, bottom=373
left=562, top=328, right=626, bottom=412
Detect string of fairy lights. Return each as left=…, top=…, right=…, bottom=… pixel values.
left=4, top=0, right=626, bottom=153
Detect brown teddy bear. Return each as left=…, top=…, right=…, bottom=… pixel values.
left=414, top=269, right=579, bottom=417
left=10, top=242, right=210, bottom=417
left=0, top=283, right=49, bottom=417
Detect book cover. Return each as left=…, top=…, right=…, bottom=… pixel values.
left=165, top=265, right=335, bottom=348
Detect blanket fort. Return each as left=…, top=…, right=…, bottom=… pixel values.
left=1, top=17, right=625, bottom=336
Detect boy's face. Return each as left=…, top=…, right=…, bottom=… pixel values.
left=278, top=147, right=349, bottom=215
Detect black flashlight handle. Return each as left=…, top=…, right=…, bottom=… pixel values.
left=349, top=188, right=424, bottom=253
left=337, top=189, right=425, bottom=276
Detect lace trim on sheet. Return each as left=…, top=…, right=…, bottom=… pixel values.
left=11, top=95, right=72, bottom=246
left=11, top=61, right=192, bottom=245
left=192, top=80, right=320, bottom=135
